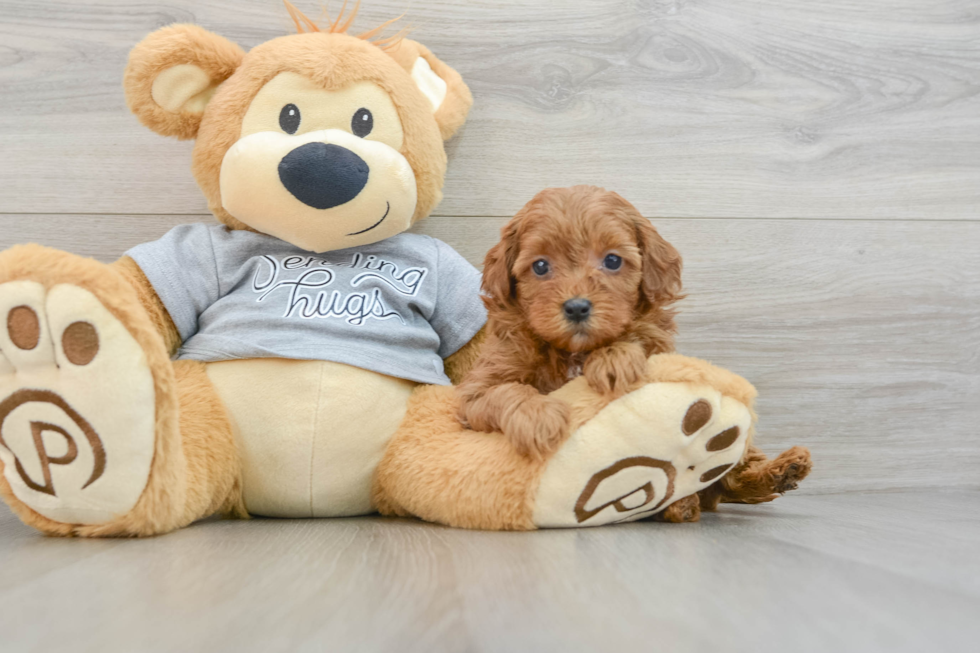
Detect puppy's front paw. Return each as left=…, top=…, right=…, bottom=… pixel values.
left=584, top=342, right=647, bottom=396
left=503, top=395, right=570, bottom=461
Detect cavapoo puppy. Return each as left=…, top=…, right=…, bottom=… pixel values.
left=458, top=185, right=813, bottom=523
left=458, top=185, right=682, bottom=459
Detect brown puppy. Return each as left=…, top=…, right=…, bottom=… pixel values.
left=458, top=185, right=682, bottom=459
left=459, top=185, right=813, bottom=522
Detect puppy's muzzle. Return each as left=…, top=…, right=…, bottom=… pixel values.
left=278, top=142, right=370, bottom=210
left=563, top=298, right=592, bottom=323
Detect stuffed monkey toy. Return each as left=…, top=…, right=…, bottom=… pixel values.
left=0, top=4, right=810, bottom=536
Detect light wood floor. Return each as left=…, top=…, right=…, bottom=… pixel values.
left=0, top=0, right=978, bottom=650
left=2, top=492, right=978, bottom=652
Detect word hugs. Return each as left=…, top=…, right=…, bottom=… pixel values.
left=252, top=252, right=429, bottom=326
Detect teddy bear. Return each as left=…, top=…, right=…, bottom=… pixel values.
left=0, top=3, right=810, bottom=536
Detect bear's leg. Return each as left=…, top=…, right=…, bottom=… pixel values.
left=169, top=360, right=246, bottom=526
left=374, top=384, right=544, bottom=530
left=375, top=353, right=771, bottom=530
left=0, top=245, right=242, bottom=536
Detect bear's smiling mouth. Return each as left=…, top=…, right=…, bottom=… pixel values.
left=346, top=202, right=390, bottom=236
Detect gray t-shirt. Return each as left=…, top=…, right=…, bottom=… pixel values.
left=126, top=224, right=486, bottom=385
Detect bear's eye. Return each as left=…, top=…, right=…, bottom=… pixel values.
left=603, top=253, right=623, bottom=271
left=279, top=104, right=301, bottom=134
left=532, top=259, right=550, bottom=277
left=352, top=108, right=373, bottom=137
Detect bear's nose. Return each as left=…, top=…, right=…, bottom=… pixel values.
left=563, top=298, right=592, bottom=323
left=278, top=142, right=370, bottom=210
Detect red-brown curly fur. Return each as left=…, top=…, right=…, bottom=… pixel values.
left=458, top=185, right=683, bottom=459
left=459, top=186, right=813, bottom=520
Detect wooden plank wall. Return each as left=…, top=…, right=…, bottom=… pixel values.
left=0, top=1, right=978, bottom=493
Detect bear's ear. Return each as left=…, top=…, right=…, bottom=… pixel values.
left=124, top=24, right=245, bottom=140
left=386, top=39, right=473, bottom=141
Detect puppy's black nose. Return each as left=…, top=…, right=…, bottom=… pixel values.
left=563, top=298, right=592, bottom=323
left=278, top=142, right=369, bottom=209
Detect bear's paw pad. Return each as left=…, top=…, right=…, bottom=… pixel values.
left=0, top=281, right=156, bottom=525
left=533, top=382, right=751, bottom=527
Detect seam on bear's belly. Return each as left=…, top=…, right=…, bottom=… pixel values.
left=309, top=361, right=326, bottom=517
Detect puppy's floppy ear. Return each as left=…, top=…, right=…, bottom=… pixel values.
left=635, top=217, right=683, bottom=306
left=481, top=218, right=522, bottom=311
left=124, top=24, right=245, bottom=140
left=386, top=39, right=473, bottom=140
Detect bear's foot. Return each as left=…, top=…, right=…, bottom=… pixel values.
left=533, top=360, right=753, bottom=528
left=0, top=280, right=156, bottom=525
left=0, top=246, right=182, bottom=536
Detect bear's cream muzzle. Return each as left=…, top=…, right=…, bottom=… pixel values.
left=220, top=128, right=418, bottom=253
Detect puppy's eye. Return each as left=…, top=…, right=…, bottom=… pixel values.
left=352, top=108, right=373, bottom=137
left=603, top=253, right=623, bottom=271
left=279, top=104, right=301, bottom=134
left=532, top=259, right=550, bottom=276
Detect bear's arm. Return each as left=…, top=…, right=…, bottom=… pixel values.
left=110, top=256, right=182, bottom=356
left=442, top=326, right=487, bottom=385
